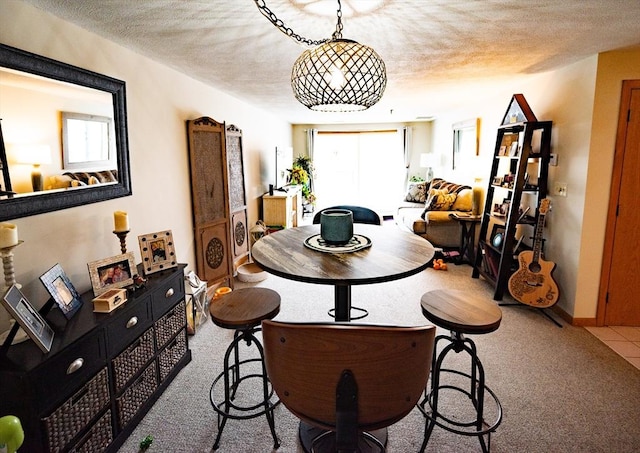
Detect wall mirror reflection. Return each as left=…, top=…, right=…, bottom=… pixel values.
left=62, top=112, right=114, bottom=170
left=0, top=43, right=131, bottom=221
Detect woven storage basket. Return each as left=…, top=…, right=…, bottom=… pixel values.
left=155, top=300, right=186, bottom=349
left=117, top=362, right=158, bottom=429
left=43, top=368, right=110, bottom=452
left=112, top=328, right=155, bottom=394
left=158, top=330, right=187, bottom=382
left=69, top=409, right=113, bottom=453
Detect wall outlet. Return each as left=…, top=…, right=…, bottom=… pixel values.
left=553, top=182, right=567, bottom=197
left=549, top=153, right=558, bottom=166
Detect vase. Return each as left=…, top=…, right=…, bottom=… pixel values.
left=320, top=209, right=353, bottom=245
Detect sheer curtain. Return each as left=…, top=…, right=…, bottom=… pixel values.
left=312, top=130, right=405, bottom=215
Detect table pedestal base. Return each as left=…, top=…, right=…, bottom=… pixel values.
left=299, top=422, right=387, bottom=453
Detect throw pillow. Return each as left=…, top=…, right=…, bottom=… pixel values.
left=405, top=181, right=427, bottom=203
left=421, top=188, right=457, bottom=218
left=452, top=188, right=473, bottom=211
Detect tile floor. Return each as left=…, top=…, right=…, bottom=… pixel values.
left=585, top=326, right=640, bottom=370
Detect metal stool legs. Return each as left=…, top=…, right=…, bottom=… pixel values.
left=210, top=326, right=280, bottom=450
left=419, top=332, right=502, bottom=453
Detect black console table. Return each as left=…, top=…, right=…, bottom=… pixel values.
left=0, top=264, right=191, bottom=452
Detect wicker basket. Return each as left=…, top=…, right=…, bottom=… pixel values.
left=117, top=362, right=158, bottom=429
left=69, top=410, right=113, bottom=453
left=158, top=330, right=187, bottom=382
left=42, top=368, right=110, bottom=452
left=112, top=328, right=155, bottom=394
left=155, top=300, right=186, bottom=348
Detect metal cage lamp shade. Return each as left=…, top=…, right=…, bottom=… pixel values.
left=291, top=38, right=387, bottom=112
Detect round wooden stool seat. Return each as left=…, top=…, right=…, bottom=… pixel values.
left=209, top=287, right=281, bottom=331
left=420, top=289, right=502, bottom=335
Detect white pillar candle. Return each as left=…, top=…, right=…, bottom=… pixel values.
left=114, top=211, right=129, bottom=232
left=0, top=223, right=19, bottom=249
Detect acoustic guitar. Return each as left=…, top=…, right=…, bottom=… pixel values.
left=508, top=199, right=559, bottom=308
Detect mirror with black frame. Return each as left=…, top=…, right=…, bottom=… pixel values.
left=0, top=43, right=131, bottom=222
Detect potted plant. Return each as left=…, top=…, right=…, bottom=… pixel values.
left=289, top=156, right=316, bottom=213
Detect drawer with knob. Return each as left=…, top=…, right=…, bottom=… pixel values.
left=32, top=330, right=107, bottom=410
left=106, top=295, right=152, bottom=357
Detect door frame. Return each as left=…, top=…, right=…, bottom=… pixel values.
left=596, top=79, right=640, bottom=325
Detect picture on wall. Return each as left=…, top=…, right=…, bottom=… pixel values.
left=88, top=252, right=136, bottom=296
left=40, top=263, right=83, bottom=319
left=138, top=230, right=177, bottom=275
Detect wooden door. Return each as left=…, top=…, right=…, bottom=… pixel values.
left=598, top=80, right=640, bottom=326
left=186, top=117, right=233, bottom=287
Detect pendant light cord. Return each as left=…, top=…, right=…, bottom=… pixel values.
left=254, top=0, right=343, bottom=46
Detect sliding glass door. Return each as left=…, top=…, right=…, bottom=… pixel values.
left=313, top=130, right=405, bottom=215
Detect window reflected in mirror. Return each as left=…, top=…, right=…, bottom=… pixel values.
left=62, top=112, right=114, bottom=170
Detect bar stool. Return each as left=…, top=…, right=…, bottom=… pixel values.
left=419, top=289, right=503, bottom=453
left=208, top=287, right=281, bottom=450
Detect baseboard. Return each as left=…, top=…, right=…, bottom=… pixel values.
left=551, top=305, right=597, bottom=326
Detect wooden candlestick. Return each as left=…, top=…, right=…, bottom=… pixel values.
left=113, top=230, right=130, bottom=254
left=1, top=240, right=23, bottom=294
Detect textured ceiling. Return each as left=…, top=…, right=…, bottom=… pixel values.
left=22, top=0, right=640, bottom=124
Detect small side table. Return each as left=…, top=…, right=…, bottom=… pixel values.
left=450, top=213, right=481, bottom=265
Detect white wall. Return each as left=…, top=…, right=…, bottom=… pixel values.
left=426, top=58, right=599, bottom=320
left=0, top=1, right=292, bottom=330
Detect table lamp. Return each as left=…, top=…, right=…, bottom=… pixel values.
left=14, top=144, right=51, bottom=192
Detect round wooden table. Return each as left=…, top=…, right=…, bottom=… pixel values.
left=251, top=224, right=435, bottom=322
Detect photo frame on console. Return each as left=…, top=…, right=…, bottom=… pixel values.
left=138, top=230, right=177, bottom=275
left=2, top=285, right=54, bottom=353
left=88, top=252, right=136, bottom=296
left=40, top=263, right=83, bottom=319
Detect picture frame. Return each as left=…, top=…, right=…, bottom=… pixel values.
left=509, top=141, right=520, bottom=157
left=452, top=118, right=480, bottom=170
left=88, top=252, right=136, bottom=296
left=138, top=230, right=177, bottom=275
left=2, top=285, right=54, bottom=353
left=40, top=263, right=83, bottom=319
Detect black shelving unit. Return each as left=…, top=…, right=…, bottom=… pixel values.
left=472, top=94, right=552, bottom=300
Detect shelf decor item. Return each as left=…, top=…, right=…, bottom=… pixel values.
left=40, top=263, right=83, bottom=319
left=138, top=230, right=177, bottom=275
left=88, top=252, right=136, bottom=297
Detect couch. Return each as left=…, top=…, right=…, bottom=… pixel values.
left=395, top=178, right=474, bottom=248
left=45, top=169, right=118, bottom=190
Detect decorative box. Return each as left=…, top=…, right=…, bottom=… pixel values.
left=93, top=288, right=128, bottom=313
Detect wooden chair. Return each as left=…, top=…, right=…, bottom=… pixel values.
left=312, top=205, right=383, bottom=226
left=313, top=205, right=382, bottom=320
left=261, top=320, right=436, bottom=452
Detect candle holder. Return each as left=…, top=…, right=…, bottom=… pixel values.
left=0, top=240, right=28, bottom=346
left=113, top=230, right=130, bottom=254
left=1, top=240, right=23, bottom=295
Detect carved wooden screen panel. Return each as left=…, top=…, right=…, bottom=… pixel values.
left=225, top=124, right=249, bottom=265
left=186, top=117, right=233, bottom=287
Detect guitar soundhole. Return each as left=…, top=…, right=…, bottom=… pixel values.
left=528, top=262, right=541, bottom=273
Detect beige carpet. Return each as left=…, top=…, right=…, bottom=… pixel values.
left=116, top=263, right=640, bottom=453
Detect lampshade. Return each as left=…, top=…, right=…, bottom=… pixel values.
left=291, top=38, right=387, bottom=111
left=14, top=145, right=51, bottom=166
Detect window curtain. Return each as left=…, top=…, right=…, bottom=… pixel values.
left=306, top=128, right=317, bottom=192
left=403, top=126, right=412, bottom=187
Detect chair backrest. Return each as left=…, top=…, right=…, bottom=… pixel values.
left=261, top=320, right=435, bottom=434
left=312, top=205, right=382, bottom=225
